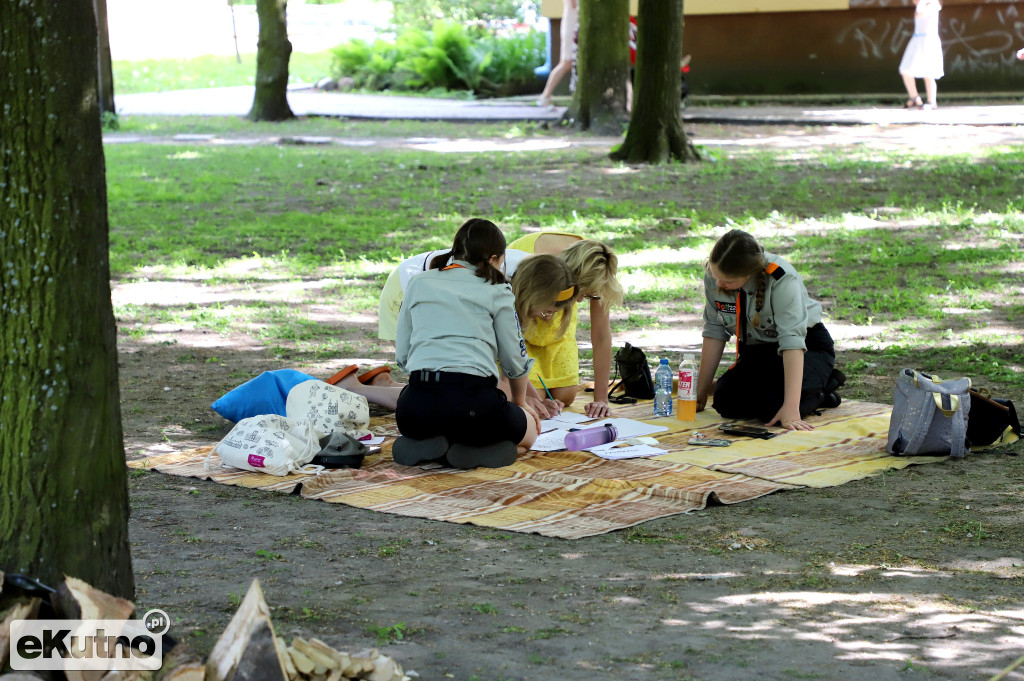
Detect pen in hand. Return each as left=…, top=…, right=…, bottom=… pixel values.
left=537, top=375, right=560, bottom=414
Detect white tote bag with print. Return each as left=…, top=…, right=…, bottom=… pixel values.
left=285, top=379, right=371, bottom=441
left=210, top=414, right=322, bottom=476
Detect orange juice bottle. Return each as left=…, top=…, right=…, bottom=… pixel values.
left=677, top=354, right=698, bottom=421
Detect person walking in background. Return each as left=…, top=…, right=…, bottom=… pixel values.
left=898, top=0, right=944, bottom=110
left=536, top=0, right=578, bottom=108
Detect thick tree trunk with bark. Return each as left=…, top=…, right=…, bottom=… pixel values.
left=94, top=0, right=115, bottom=115
left=565, top=0, right=630, bottom=135
left=0, top=0, right=134, bottom=598
left=249, top=0, right=295, bottom=122
left=611, top=0, right=699, bottom=163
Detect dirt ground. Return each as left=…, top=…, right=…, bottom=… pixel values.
left=119, top=124, right=1024, bottom=681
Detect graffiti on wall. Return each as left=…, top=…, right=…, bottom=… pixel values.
left=837, top=4, right=1024, bottom=73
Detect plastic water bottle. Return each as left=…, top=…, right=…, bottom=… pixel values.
left=654, top=358, right=673, bottom=416
left=677, top=354, right=699, bottom=422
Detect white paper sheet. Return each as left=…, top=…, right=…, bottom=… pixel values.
left=582, top=418, right=668, bottom=439
left=530, top=429, right=571, bottom=452
left=587, top=442, right=668, bottom=460
left=359, top=434, right=386, bottom=445
left=540, top=411, right=593, bottom=432
left=548, top=411, right=593, bottom=425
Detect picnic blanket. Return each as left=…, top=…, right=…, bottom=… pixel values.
left=128, top=400, right=946, bottom=539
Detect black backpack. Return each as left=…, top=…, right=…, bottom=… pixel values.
left=610, top=343, right=655, bottom=401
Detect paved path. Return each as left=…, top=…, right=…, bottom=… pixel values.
left=115, top=86, right=1024, bottom=126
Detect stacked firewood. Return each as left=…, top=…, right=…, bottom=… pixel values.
left=0, top=571, right=412, bottom=681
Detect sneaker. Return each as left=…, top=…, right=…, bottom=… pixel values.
left=392, top=435, right=450, bottom=466
left=446, top=441, right=518, bottom=469
left=821, top=392, right=842, bottom=409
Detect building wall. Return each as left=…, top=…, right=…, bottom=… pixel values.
left=540, top=0, right=1024, bottom=94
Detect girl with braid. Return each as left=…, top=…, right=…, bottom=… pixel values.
left=393, top=218, right=540, bottom=469
left=380, top=232, right=623, bottom=418
left=695, top=229, right=844, bottom=431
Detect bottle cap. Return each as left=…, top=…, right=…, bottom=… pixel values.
left=660, top=358, right=669, bottom=364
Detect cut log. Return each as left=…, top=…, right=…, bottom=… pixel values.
left=286, top=646, right=316, bottom=675
left=366, top=656, right=396, bottom=681
left=52, top=575, right=134, bottom=621
left=292, top=638, right=340, bottom=671
left=231, top=620, right=287, bottom=681
left=307, top=638, right=350, bottom=671
left=98, top=671, right=156, bottom=681
left=154, top=643, right=205, bottom=681
left=66, top=669, right=107, bottom=681
left=274, top=638, right=298, bottom=679
left=0, top=598, right=42, bottom=670
left=205, top=580, right=288, bottom=681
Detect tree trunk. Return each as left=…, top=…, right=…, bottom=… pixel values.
left=611, top=0, right=699, bottom=163
left=0, top=0, right=134, bottom=598
left=94, top=0, right=115, bottom=115
left=249, top=0, right=295, bottom=122
left=565, top=0, right=630, bottom=135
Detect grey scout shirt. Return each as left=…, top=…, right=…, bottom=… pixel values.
left=702, top=252, right=822, bottom=354
left=396, top=260, right=534, bottom=380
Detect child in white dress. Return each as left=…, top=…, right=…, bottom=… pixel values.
left=899, top=0, right=943, bottom=110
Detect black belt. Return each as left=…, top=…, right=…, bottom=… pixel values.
left=409, top=370, right=492, bottom=385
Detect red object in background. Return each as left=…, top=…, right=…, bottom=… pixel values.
left=629, top=16, right=690, bottom=101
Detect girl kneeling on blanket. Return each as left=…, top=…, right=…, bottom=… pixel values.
left=379, top=233, right=624, bottom=419
left=393, top=218, right=540, bottom=469
left=696, top=229, right=845, bottom=431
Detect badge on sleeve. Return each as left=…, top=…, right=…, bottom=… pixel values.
left=714, top=301, right=737, bottom=314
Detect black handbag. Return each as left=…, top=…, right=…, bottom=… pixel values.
left=610, top=343, right=655, bottom=400
left=967, top=388, right=1021, bottom=450
left=312, top=431, right=370, bottom=468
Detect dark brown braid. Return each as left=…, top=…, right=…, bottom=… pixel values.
left=429, top=218, right=507, bottom=285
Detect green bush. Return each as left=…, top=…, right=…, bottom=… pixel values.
left=330, top=21, right=543, bottom=95
left=404, top=22, right=488, bottom=91
left=479, top=29, right=545, bottom=87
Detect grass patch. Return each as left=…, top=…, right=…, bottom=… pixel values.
left=113, top=51, right=334, bottom=94
left=105, top=121, right=1024, bottom=394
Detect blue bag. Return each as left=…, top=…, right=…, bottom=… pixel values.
left=211, top=369, right=319, bottom=423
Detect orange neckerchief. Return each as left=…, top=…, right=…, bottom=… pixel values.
left=441, top=263, right=467, bottom=271
left=732, top=263, right=778, bottom=368
left=731, top=290, right=742, bottom=369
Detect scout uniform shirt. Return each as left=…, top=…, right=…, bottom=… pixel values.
left=396, top=259, right=534, bottom=380
left=701, top=253, right=822, bottom=354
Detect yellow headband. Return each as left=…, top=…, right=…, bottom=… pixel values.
left=556, top=285, right=576, bottom=302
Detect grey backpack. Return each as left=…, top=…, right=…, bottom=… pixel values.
left=887, top=369, right=972, bottom=459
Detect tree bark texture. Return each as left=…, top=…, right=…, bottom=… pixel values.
left=611, top=0, right=699, bottom=163
left=566, top=0, right=630, bottom=135
left=0, top=0, right=134, bottom=598
left=249, top=0, right=295, bottom=122
left=94, top=0, right=115, bottom=115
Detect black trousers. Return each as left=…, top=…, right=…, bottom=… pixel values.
left=396, top=371, right=527, bottom=446
left=712, top=323, right=836, bottom=423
